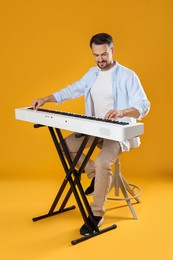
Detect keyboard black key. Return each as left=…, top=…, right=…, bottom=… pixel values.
left=28, top=107, right=129, bottom=125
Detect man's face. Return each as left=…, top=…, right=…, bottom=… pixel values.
left=91, top=43, right=114, bottom=70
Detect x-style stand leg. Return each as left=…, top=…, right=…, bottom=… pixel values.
left=32, top=125, right=117, bottom=245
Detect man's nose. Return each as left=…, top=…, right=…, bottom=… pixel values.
left=97, top=55, right=103, bottom=62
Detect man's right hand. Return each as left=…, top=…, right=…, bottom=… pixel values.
left=32, top=95, right=57, bottom=110
left=32, top=98, right=46, bottom=110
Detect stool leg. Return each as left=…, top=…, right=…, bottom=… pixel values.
left=108, top=159, right=141, bottom=220
left=109, top=159, right=122, bottom=196
left=119, top=173, right=138, bottom=220
left=115, top=159, right=120, bottom=196
left=121, top=175, right=141, bottom=203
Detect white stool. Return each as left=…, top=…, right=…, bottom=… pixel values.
left=108, top=158, right=142, bottom=220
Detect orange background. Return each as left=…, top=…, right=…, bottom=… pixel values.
left=0, top=0, right=172, bottom=179
left=1, top=1, right=173, bottom=259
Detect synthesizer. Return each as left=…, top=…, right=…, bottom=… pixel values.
left=15, top=107, right=144, bottom=142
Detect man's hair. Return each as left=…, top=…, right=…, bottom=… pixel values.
left=90, top=33, right=113, bottom=48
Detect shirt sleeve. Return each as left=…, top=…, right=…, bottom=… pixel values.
left=127, top=71, right=150, bottom=120
left=52, top=72, right=88, bottom=104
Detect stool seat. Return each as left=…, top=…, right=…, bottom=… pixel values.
left=108, top=158, right=142, bottom=220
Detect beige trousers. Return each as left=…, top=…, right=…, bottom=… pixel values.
left=64, top=133, right=122, bottom=217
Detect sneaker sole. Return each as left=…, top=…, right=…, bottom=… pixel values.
left=81, top=217, right=104, bottom=236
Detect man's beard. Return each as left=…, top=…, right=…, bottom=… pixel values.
left=97, top=61, right=108, bottom=69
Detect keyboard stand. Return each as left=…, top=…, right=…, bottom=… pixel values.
left=32, top=125, right=117, bottom=245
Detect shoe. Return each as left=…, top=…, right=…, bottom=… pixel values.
left=85, top=177, right=95, bottom=196
left=80, top=215, right=104, bottom=236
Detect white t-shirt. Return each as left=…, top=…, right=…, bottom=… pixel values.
left=91, top=66, right=116, bottom=118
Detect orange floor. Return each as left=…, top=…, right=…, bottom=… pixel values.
left=1, top=174, right=173, bottom=260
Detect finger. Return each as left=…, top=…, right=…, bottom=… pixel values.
left=110, top=112, right=119, bottom=120
left=33, top=100, right=39, bottom=111
left=35, top=102, right=40, bottom=111
left=108, top=112, right=117, bottom=120
left=32, top=103, right=36, bottom=110
left=32, top=99, right=36, bottom=109
left=104, top=110, right=114, bottom=119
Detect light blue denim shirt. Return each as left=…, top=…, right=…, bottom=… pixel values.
left=53, top=61, right=150, bottom=151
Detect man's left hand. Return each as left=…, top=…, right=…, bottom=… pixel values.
left=104, top=109, right=124, bottom=120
